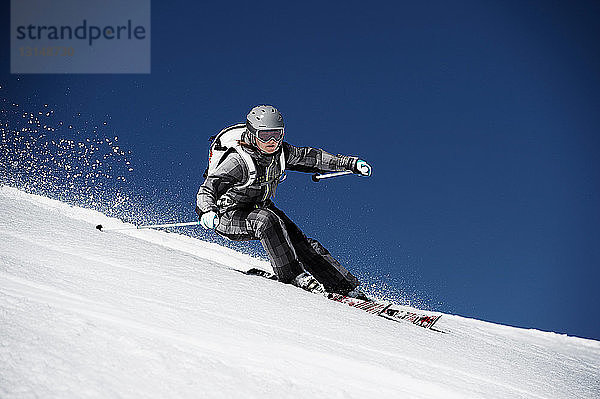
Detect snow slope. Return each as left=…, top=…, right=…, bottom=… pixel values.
left=1, top=186, right=598, bottom=399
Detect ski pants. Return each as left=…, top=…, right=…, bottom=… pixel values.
left=215, top=202, right=359, bottom=293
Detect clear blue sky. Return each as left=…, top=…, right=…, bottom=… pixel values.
left=2, top=1, right=599, bottom=339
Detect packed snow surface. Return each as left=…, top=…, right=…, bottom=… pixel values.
left=1, top=186, right=598, bottom=398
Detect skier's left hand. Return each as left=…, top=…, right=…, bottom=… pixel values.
left=200, top=211, right=219, bottom=229
left=355, top=159, right=372, bottom=176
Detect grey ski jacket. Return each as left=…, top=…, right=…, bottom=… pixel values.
left=196, top=142, right=358, bottom=216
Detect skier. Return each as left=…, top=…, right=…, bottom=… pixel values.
left=196, top=105, right=372, bottom=297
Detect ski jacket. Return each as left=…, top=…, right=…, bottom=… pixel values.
left=196, top=142, right=358, bottom=216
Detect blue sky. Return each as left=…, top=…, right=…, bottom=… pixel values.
left=2, top=1, right=599, bottom=339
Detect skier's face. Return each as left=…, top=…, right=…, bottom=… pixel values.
left=256, top=138, right=280, bottom=154
left=254, top=129, right=283, bottom=154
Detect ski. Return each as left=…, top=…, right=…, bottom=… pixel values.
left=326, top=293, right=442, bottom=329
left=245, top=267, right=278, bottom=280
left=244, top=268, right=442, bottom=330
left=379, top=303, right=442, bottom=329
left=325, top=293, right=389, bottom=315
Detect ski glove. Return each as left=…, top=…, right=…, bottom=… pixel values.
left=355, top=159, right=372, bottom=176
left=200, top=211, right=219, bottom=230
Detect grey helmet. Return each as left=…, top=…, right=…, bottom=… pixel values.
left=245, top=105, right=284, bottom=147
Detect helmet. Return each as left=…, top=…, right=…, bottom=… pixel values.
left=246, top=105, right=284, bottom=131
left=245, top=105, right=284, bottom=149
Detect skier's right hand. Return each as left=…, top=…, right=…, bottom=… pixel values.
left=200, top=211, right=219, bottom=230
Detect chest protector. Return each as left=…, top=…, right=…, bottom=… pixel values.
left=204, top=124, right=286, bottom=189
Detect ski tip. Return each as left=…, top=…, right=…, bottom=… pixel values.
left=96, top=224, right=103, bottom=231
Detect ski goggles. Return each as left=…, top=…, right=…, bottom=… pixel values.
left=254, top=128, right=284, bottom=143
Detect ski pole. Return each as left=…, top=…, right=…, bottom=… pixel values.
left=312, top=170, right=354, bottom=182
left=96, top=221, right=200, bottom=232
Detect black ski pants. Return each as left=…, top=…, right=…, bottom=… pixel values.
left=215, top=202, right=359, bottom=293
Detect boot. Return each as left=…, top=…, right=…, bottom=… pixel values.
left=292, top=272, right=325, bottom=294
